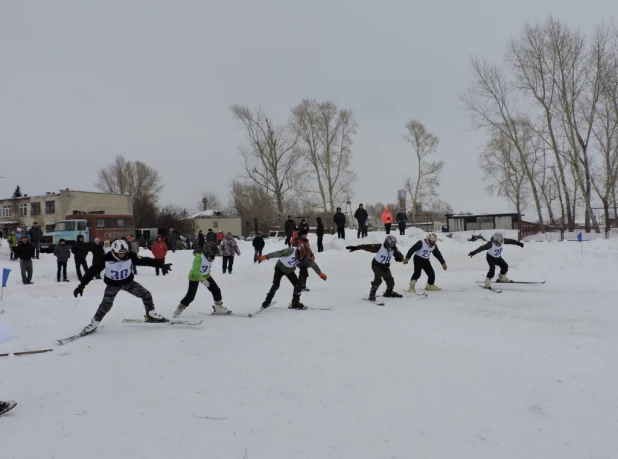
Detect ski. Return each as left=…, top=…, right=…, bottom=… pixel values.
left=475, top=280, right=545, bottom=285
left=478, top=285, right=502, bottom=293
left=277, top=305, right=334, bottom=311
left=57, top=329, right=98, bottom=345
left=0, top=401, right=17, bottom=416
left=249, top=300, right=278, bottom=317
left=363, top=297, right=385, bottom=306
left=122, top=319, right=202, bottom=325
left=403, top=291, right=428, bottom=298
left=200, top=312, right=254, bottom=318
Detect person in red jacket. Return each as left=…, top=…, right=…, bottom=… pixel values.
left=216, top=231, right=225, bottom=246
left=151, top=235, right=169, bottom=276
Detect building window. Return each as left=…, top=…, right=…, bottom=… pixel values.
left=18, top=203, right=28, bottom=216
left=31, top=202, right=41, bottom=215
left=1, top=205, right=11, bottom=217
left=45, top=224, right=55, bottom=233
left=45, top=201, right=56, bottom=214
left=213, top=221, right=218, bottom=228
left=96, top=218, right=105, bottom=228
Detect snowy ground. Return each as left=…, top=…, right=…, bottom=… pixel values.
left=1, top=230, right=617, bottom=459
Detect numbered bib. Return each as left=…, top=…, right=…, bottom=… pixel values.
left=105, top=259, right=133, bottom=281
left=280, top=253, right=300, bottom=268
left=488, top=242, right=503, bottom=258
left=415, top=240, right=435, bottom=259
left=199, top=255, right=214, bottom=276
left=374, top=245, right=394, bottom=264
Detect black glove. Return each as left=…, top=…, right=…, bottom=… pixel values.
left=162, top=263, right=173, bottom=275
left=468, top=252, right=474, bottom=258
left=346, top=246, right=358, bottom=252
left=519, top=242, right=524, bottom=248
left=74, top=285, right=84, bottom=297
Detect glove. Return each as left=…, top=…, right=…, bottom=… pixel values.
left=346, top=246, right=358, bottom=252
left=468, top=252, right=474, bottom=258
left=162, top=263, right=173, bottom=275
left=519, top=242, right=524, bottom=248
left=442, top=263, right=447, bottom=271
left=257, top=255, right=268, bottom=261
left=73, top=285, right=84, bottom=298
left=319, top=272, right=327, bottom=281
left=402, top=258, right=409, bottom=265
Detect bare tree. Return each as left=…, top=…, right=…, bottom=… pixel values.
left=95, top=155, right=164, bottom=227
left=229, top=179, right=278, bottom=222
left=154, top=205, right=195, bottom=235
left=230, top=105, right=301, bottom=216
left=291, top=99, right=358, bottom=213
left=196, top=192, right=223, bottom=212
left=402, top=120, right=444, bottom=223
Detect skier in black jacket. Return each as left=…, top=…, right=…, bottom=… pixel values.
left=72, top=239, right=172, bottom=336
left=354, top=204, right=368, bottom=238
left=403, top=233, right=447, bottom=292
left=252, top=232, right=266, bottom=262
left=71, top=235, right=89, bottom=282
left=316, top=217, right=325, bottom=252
left=469, top=232, right=524, bottom=288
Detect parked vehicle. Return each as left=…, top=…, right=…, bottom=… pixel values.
left=268, top=230, right=286, bottom=240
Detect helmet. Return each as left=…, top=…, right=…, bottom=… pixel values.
left=384, top=235, right=397, bottom=248
left=111, top=239, right=129, bottom=260
left=296, top=242, right=309, bottom=259
left=427, top=233, right=437, bottom=246
left=492, top=233, right=504, bottom=245
left=203, top=242, right=219, bottom=260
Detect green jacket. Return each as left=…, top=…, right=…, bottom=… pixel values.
left=188, top=252, right=212, bottom=282
left=7, top=234, right=17, bottom=248
left=264, top=247, right=322, bottom=275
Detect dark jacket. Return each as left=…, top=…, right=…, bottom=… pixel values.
left=354, top=207, right=368, bottom=223
left=298, top=220, right=309, bottom=233
left=405, top=240, right=445, bottom=264
left=15, top=241, right=35, bottom=260
left=80, top=251, right=163, bottom=288
left=29, top=226, right=43, bottom=243
left=71, top=237, right=88, bottom=261
left=284, top=219, right=296, bottom=237
left=54, top=244, right=72, bottom=263
left=316, top=218, right=325, bottom=237
left=346, top=243, right=404, bottom=268
left=206, top=231, right=217, bottom=243
left=396, top=212, right=408, bottom=229
left=91, top=243, right=106, bottom=265
left=197, top=232, right=205, bottom=246
left=333, top=212, right=346, bottom=228
left=252, top=236, right=265, bottom=251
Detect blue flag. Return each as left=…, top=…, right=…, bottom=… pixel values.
left=577, top=232, right=583, bottom=243
left=1, top=268, right=10, bottom=288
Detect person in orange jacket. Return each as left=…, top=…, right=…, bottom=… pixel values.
left=381, top=207, right=393, bottom=234
left=151, top=235, right=169, bottom=276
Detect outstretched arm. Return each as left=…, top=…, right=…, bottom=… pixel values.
left=405, top=241, right=423, bottom=260
left=346, top=244, right=381, bottom=254
left=504, top=238, right=524, bottom=247
left=469, top=241, right=492, bottom=257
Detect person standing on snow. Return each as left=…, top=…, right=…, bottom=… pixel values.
left=333, top=207, right=346, bottom=239
left=29, top=222, right=43, bottom=259
left=396, top=209, right=407, bottom=236
left=316, top=217, right=325, bottom=252
left=151, top=235, right=169, bottom=276
left=469, top=232, right=524, bottom=288
left=381, top=207, right=393, bottom=234
left=103, top=240, right=112, bottom=254
left=7, top=230, right=18, bottom=261
left=71, top=235, right=89, bottom=282
left=257, top=242, right=327, bottom=310
left=91, top=238, right=106, bottom=279
left=54, top=238, right=71, bottom=282
left=206, top=229, right=217, bottom=244
left=403, top=233, right=447, bottom=292
left=252, top=231, right=265, bottom=263
left=284, top=216, right=296, bottom=247
left=174, top=242, right=231, bottom=317
left=72, top=239, right=172, bottom=336
left=354, top=204, right=368, bottom=238
left=346, top=235, right=404, bottom=301
left=197, top=230, right=205, bottom=247
left=220, top=232, right=240, bottom=274
left=15, top=235, right=35, bottom=285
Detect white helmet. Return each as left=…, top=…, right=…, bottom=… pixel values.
left=492, top=233, right=504, bottom=245
left=111, top=239, right=129, bottom=260
left=427, top=233, right=437, bottom=245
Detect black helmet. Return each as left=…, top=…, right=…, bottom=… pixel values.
left=203, top=242, right=219, bottom=260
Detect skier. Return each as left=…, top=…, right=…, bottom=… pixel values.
left=256, top=242, right=327, bottom=310
left=72, top=239, right=173, bottom=335
left=346, top=235, right=404, bottom=300
left=0, top=400, right=16, bottom=416
left=468, top=232, right=524, bottom=288
left=174, top=242, right=231, bottom=317
left=294, top=230, right=314, bottom=292
left=402, top=233, right=447, bottom=292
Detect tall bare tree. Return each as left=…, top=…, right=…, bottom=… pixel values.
left=95, top=155, right=164, bottom=227
left=402, top=120, right=444, bottom=223
left=291, top=99, right=358, bottom=213
left=228, top=180, right=279, bottom=229
left=230, top=105, right=300, bottom=216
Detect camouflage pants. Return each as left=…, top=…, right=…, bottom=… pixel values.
left=93, top=281, right=154, bottom=322
left=371, top=261, right=395, bottom=290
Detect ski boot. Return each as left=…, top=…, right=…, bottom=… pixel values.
left=81, top=318, right=100, bottom=335
left=289, top=295, right=307, bottom=310
left=212, top=301, right=232, bottom=315
left=368, top=284, right=378, bottom=301
left=425, top=284, right=441, bottom=291
left=497, top=274, right=511, bottom=283
left=173, top=304, right=186, bottom=318
left=383, top=289, right=402, bottom=298
left=405, top=280, right=417, bottom=293
left=144, top=309, right=168, bottom=323
left=484, top=277, right=492, bottom=289
left=262, top=287, right=276, bottom=309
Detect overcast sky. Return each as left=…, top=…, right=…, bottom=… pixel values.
left=1, top=1, right=616, bottom=214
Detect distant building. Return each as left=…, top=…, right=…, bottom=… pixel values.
left=0, top=189, right=133, bottom=234
left=188, top=209, right=254, bottom=237
left=445, top=213, right=520, bottom=232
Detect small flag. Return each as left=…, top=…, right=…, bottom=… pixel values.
left=577, top=232, right=583, bottom=243
left=1, top=268, right=10, bottom=288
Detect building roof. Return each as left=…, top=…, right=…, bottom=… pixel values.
left=446, top=213, right=519, bottom=218
left=188, top=209, right=217, bottom=218
left=1, top=189, right=131, bottom=200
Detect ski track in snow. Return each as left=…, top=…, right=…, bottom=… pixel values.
left=1, top=229, right=617, bottom=459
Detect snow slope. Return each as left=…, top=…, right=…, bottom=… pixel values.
left=1, top=232, right=617, bottom=459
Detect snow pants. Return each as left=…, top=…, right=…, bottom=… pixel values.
left=486, top=254, right=508, bottom=279
left=411, top=255, right=435, bottom=285
left=371, top=260, right=395, bottom=290
left=264, top=267, right=301, bottom=304
left=75, top=259, right=88, bottom=282
left=179, top=277, right=222, bottom=308
left=93, top=281, right=154, bottom=322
